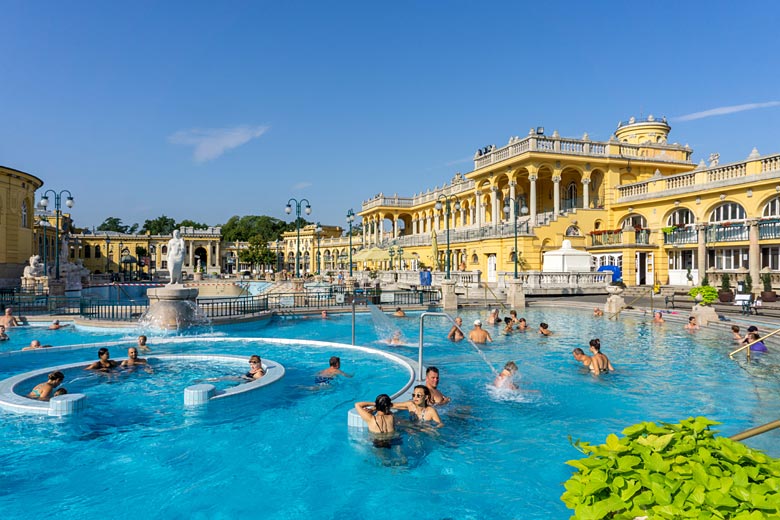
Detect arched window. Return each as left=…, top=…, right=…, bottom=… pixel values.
left=84, top=245, right=92, bottom=258
left=471, top=254, right=479, bottom=264
left=666, top=208, right=695, bottom=226
left=162, top=245, right=168, bottom=255
left=564, top=182, right=578, bottom=210
left=621, top=214, right=647, bottom=229
left=21, top=200, right=28, bottom=228
left=709, top=203, right=746, bottom=222
left=95, top=245, right=102, bottom=258
left=565, top=225, right=580, bottom=236
left=763, top=197, right=780, bottom=217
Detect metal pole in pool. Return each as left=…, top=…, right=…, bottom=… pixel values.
left=418, top=313, right=426, bottom=382
left=351, top=296, right=356, bottom=345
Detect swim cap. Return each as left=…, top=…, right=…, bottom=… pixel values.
left=474, top=319, right=482, bottom=326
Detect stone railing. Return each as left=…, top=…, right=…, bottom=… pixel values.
left=707, top=163, right=746, bottom=182
left=496, top=271, right=613, bottom=290
left=665, top=171, right=696, bottom=190
left=763, top=155, right=780, bottom=173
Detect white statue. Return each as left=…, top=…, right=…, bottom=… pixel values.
left=167, top=229, right=186, bottom=285
left=23, top=255, right=45, bottom=279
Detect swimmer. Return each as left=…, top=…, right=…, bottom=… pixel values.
left=355, top=394, right=396, bottom=448
left=684, top=316, right=700, bottom=331
left=493, top=361, right=518, bottom=390
left=589, top=339, right=614, bottom=375
left=593, top=307, right=604, bottom=317
left=469, top=320, right=493, bottom=344
left=392, top=385, right=442, bottom=426
left=572, top=347, right=594, bottom=371
left=0, top=325, right=7, bottom=341
left=137, top=335, right=151, bottom=353
left=0, top=307, right=20, bottom=327
left=508, top=310, right=519, bottom=325
left=748, top=332, right=768, bottom=352
left=388, top=331, right=403, bottom=345
left=487, top=308, right=501, bottom=325
left=516, top=317, right=528, bottom=331
left=120, top=346, right=152, bottom=373
left=653, top=311, right=665, bottom=324
left=28, top=371, right=64, bottom=401
left=741, top=325, right=759, bottom=344
left=503, top=317, right=514, bottom=334
left=321, top=310, right=328, bottom=319
left=539, top=322, right=552, bottom=336
left=245, top=354, right=265, bottom=380
left=314, top=356, right=352, bottom=385
left=731, top=325, right=742, bottom=342
left=425, top=366, right=451, bottom=406
left=22, top=339, right=44, bottom=351
left=447, top=317, right=465, bottom=342
left=48, top=319, right=64, bottom=330
left=393, top=307, right=406, bottom=317
left=85, top=347, right=119, bottom=372
left=53, top=388, right=68, bottom=397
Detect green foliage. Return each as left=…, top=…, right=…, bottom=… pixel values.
left=721, top=273, right=732, bottom=292
left=561, top=417, right=780, bottom=519
left=141, top=215, right=177, bottom=235
left=689, top=285, right=718, bottom=305
left=97, top=217, right=137, bottom=234
left=237, top=236, right=274, bottom=270
left=744, top=273, right=753, bottom=294
left=762, top=273, right=773, bottom=293
left=221, top=215, right=292, bottom=243
left=177, top=219, right=208, bottom=230
left=701, top=275, right=710, bottom=287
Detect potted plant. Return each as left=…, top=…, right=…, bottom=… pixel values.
left=761, top=272, right=777, bottom=302
left=561, top=417, right=780, bottom=519
left=718, top=273, right=733, bottom=303
left=689, top=285, right=717, bottom=305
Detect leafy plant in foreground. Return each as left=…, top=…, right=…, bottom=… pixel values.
left=561, top=417, right=780, bottom=519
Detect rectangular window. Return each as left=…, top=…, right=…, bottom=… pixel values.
left=761, top=247, right=780, bottom=270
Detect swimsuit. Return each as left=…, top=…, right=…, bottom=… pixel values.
left=314, top=376, right=333, bottom=386
left=30, top=387, right=42, bottom=398
left=409, top=406, right=427, bottom=422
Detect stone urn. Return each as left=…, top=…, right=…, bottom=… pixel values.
left=606, top=285, right=624, bottom=295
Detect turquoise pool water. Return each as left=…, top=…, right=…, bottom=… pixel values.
left=1, top=308, right=779, bottom=519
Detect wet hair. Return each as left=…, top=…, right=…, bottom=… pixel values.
left=518, top=318, right=526, bottom=324
left=426, top=366, right=440, bottom=376
left=138, top=335, right=147, bottom=344
left=540, top=322, right=549, bottom=329
left=504, top=317, right=513, bottom=325
left=98, top=347, right=109, bottom=357
left=249, top=355, right=261, bottom=364
left=329, top=356, right=340, bottom=368
left=53, top=388, right=68, bottom=396
left=688, top=316, right=696, bottom=322
left=375, top=394, right=392, bottom=414
left=731, top=325, right=740, bottom=333
left=589, top=339, right=601, bottom=351
left=749, top=332, right=761, bottom=340
left=413, top=385, right=431, bottom=402
left=747, top=325, right=758, bottom=332
left=572, top=348, right=585, bottom=355
left=49, top=371, right=65, bottom=382
left=504, top=361, right=518, bottom=372
left=396, top=307, right=402, bottom=312
left=510, top=310, right=517, bottom=318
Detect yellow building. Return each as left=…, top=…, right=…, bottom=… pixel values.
left=0, top=165, right=44, bottom=286
left=358, top=116, right=780, bottom=292
left=278, top=224, right=358, bottom=276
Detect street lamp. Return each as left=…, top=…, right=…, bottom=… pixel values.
left=39, top=189, right=74, bottom=280
left=434, top=194, right=460, bottom=279
left=346, top=209, right=355, bottom=277
left=105, top=236, right=112, bottom=274
left=388, top=247, right=395, bottom=271
left=275, top=239, right=282, bottom=273
left=285, top=198, right=312, bottom=278
left=38, top=217, right=50, bottom=277
left=503, top=196, right=529, bottom=279
left=398, top=246, right=404, bottom=270
left=315, top=223, right=323, bottom=275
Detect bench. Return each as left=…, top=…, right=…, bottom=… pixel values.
left=734, top=294, right=760, bottom=315
left=664, top=294, right=676, bottom=309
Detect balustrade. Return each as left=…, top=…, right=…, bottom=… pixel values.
left=706, top=224, right=749, bottom=242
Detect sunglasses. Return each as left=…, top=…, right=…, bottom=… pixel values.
left=412, top=393, right=426, bottom=398
left=249, top=361, right=260, bottom=364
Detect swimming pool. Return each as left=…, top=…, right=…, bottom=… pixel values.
left=1, top=307, right=778, bottom=519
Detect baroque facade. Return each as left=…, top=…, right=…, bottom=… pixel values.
left=0, top=166, right=44, bottom=287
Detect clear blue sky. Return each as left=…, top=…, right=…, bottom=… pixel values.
left=2, top=1, right=779, bottom=231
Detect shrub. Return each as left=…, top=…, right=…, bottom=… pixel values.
left=721, top=273, right=731, bottom=292
left=762, top=273, right=773, bottom=293
left=689, top=285, right=718, bottom=305
left=744, top=273, right=753, bottom=295
left=561, top=417, right=780, bottom=519
left=701, top=275, right=710, bottom=287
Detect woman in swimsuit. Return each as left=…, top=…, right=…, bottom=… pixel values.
left=28, top=371, right=65, bottom=401
left=355, top=394, right=396, bottom=447
left=516, top=318, right=528, bottom=331
left=85, top=348, right=119, bottom=372
left=245, top=355, right=265, bottom=380
left=392, top=385, right=443, bottom=426
left=589, top=339, right=615, bottom=374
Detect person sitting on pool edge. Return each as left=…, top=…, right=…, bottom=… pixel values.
left=28, top=371, right=65, bottom=401
left=493, top=361, right=518, bottom=390
left=425, top=366, right=451, bottom=406
left=392, top=385, right=442, bottom=426
left=245, top=355, right=265, bottom=380
left=85, top=347, right=119, bottom=372
left=315, top=356, right=352, bottom=385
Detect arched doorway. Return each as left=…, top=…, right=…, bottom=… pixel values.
left=193, top=246, right=208, bottom=273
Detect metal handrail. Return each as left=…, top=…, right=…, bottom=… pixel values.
left=481, top=282, right=508, bottom=311
left=608, top=288, right=653, bottom=320
left=730, top=419, right=780, bottom=441
left=729, top=326, right=780, bottom=360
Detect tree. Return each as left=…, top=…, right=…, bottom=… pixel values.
left=97, top=217, right=130, bottom=233
left=346, top=222, right=362, bottom=236
left=221, top=215, right=292, bottom=243
left=141, top=215, right=177, bottom=235
left=177, top=219, right=208, bottom=230
left=237, top=235, right=276, bottom=272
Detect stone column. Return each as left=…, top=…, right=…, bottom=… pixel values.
left=440, top=279, right=458, bottom=310
left=491, top=187, right=499, bottom=228
left=582, top=178, right=590, bottom=209
left=393, top=217, right=399, bottom=238
left=552, top=175, right=561, bottom=215
left=475, top=190, right=483, bottom=227
left=749, top=219, right=760, bottom=292
left=509, top=181, right=516, bottom=221
left=697, top=224, right=707, bottom=277
left=434, top=212, right=440, bottom=230
left=506, top=278, right=526, bottom=308
left=188, top=240, right=194, bottom=269
left=529, top=175, right=538, bottom=226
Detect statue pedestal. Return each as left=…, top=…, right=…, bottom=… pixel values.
left=506, top=278, right=526, bottom=308
left=605, top=295, right=625, bottom=314
left=193, top=272, right=203, bottom=281
left=692, top=304, right=719, bottom=326
left=441, top=280, right=458, bottom=311
left=144, top=285, right=201, bottom=330
left=47, top=278, right=66, bottom=297
left=292, top=278, right=305, bottom=292
left=345, top=277, right=356, bottom=294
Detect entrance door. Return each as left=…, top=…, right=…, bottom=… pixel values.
left=635, top=252, right=650, bottom=285
left=487, top=254, right=497, bottom=282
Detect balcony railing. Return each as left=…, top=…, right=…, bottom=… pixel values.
left=589, top=229, right=650, bottom=247
left=663, top=227, right=698, bottom=245
left=706, top=224, right=748, bottom=242
left=759, top=219, right=780, bottom=240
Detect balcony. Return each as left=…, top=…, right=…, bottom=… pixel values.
left=759, top=219, right=780, bottom=240
left=706, top=224, right=748, bottom=242
left=589, top=229, right=650, bottom=247
left=663, top=227, right=698, bottom=245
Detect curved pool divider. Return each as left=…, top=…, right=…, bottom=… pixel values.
left=0, top=337, right=421, bottom=424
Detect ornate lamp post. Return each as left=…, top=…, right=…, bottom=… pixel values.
left=285, top=198, right=312, bottom=278
left=388, top=248, right=395, bottom=271
left=39, top=189, right=74, bottom=280
left=434, top=194, right=460, bottom=279
left=346, top=209, right=355, bottom=277
left=315, top=223, right=323, bottom=275
left=38, top=217, right=50, bottom=276
left=503, top=196, right=529, bottom=279
left=398, top=246, right=404, bottom=270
